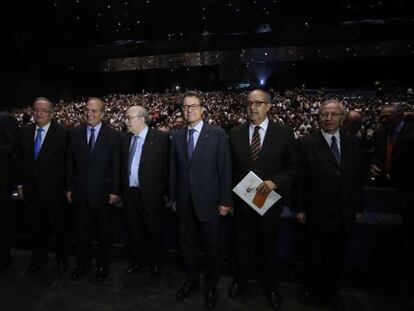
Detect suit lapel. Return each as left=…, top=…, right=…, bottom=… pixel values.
left=191, top=123, right=209, bottom=163
left=81, top=125, right=89, bottom=154
left=240, top=123, right=251, bottom=161
left=140, top=128, right=154, bottom=166
left=258, top=121, right=274, bottom=161
left=339, top=131, right=348, bottom=171
left=181, top=126, right=190, bottom=163
left=91, top=123, right=106, bottom=155
left=315, top=131, right=341, bottom=170
left=37, top=122, right=55, bottom=160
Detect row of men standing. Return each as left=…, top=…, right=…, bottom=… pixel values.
left=0, top=90, right=412, bottom=310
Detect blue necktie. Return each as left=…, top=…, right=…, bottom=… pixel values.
left=330, top=135, right=341, bottom=164
left=34, top=128, right=44, bottom=160
left=88, top=128, right=96, bottom=152
left=128, top=135, right=138, bottom=176
left=187, top=129, right=195, bottom=160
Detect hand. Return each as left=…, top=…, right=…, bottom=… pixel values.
left=370, top=164, right=381, bottom=176
left=66, top=191, right=72, bottom=203
left=256, top=180, right=276, bottom=196
left=356, top=212, right=363, bottom=224
left=17, top=186, right=24, bottom=201
left=296, top=212, right=306, bottom=224
left=218, top=205, right=231, bottom=216
left=109, top=194, right=120, bottom=205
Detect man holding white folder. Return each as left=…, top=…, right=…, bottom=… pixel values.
left=228, top=89, right=299, bottom=310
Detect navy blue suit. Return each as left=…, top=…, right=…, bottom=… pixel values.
left=170, top=122, right=232, bottom=288
left=66, top=123, right=121, bottom=266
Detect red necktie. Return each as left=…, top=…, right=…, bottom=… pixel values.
left=384, top=133, right=396, bottom=174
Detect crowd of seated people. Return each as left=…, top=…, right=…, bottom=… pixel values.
left=12, top=88, right=414, bottom=139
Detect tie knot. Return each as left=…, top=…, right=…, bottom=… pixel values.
left=90, top=128, right=95, bottom=133
left=331, top=135, right=337, bottom=143
left=189, top=128, right=195, bottom=136
left=254, top=126, right=261, bottom=133
left=37, top=128, right=44, bottom=133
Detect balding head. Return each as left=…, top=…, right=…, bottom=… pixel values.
left=379, top=103, right=403, bottom=129
left=125, top=105, right=149, bottom=134
left=343, top=110, right=362, bottom=136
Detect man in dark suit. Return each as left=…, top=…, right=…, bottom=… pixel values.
left=16, top=97, right=69, bottom=275
left=228, top=89, right=299, bottom=310
left=170, top=91, right=232, bottom=309
left=0, top=108, right=18, bottom=271
left=293, top=99, right=364, bottom=310
left=121, top=106, right=169, bottom=279
left=373, top=103, right=414, bottom=309
left=66, top=97, right=121, bottom=281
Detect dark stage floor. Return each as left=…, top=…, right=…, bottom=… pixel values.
left=0, top=248, right=411, bottom=311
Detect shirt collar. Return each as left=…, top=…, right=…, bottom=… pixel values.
left=321, top=129, right=340, bottom=142
left=188, top=120, right=204, bottom=133
left=87, top=122, right=102, bottom=132
left=250, top=117, right=269, bottom=132
left=134, top=125, right=149, bottom=139
left=36, top=122, right=51, bottom=132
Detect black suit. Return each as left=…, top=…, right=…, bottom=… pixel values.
left=121, top=128, right=169, bottom=266
left=229, top=121, right=299, bottom=289
left=170, top=122, right=232, bottom=288
left=66, top=123, right=121, bottom=267
left=371, top=124, right=396, bottom=186
left=389, top=121, right=414, bottom=303
left=0, top=112, right=18, bottom=264
left=292, top=130, right=363, bottom=299
left=17, top=121, right=68, bottom=264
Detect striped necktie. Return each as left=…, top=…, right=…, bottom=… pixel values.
left=250, top=126, right=261, bottom=162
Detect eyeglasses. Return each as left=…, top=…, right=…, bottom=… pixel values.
left=319, top=112, right=343, bottom=118
left=126, top=115, right=143, bottom=122
left=246, top=101, right=268, bottom=108
left=182, top=104, right=201, bottom=111
left=33, top=109, right=52, bottom=114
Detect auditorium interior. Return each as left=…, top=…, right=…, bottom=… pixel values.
left=0, top=1, right=413, bottom=310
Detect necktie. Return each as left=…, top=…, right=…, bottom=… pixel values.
left=88, top=128, right=96, bottom=152
left=250, top=126, right=261, bottom=162
left=34, top=128, right=44, bottom=160
left=128, top=135, right=138, bottom=176
left=330, top=135, right=341, bottom=164
left=187, top=128, right=195, bottom=160
left=385, top=132, right=396, bottom=174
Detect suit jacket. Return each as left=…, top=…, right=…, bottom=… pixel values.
left=371, top=125, right=391, bottom=176
left=169, top=122, right=232, bottom=221
left=17, top=121, right=67, bottom=203
left=0, top=113, right=18, bottom=197
left=121, top=128, right=170, bottom=212
left=66, top=123, right=121, bottom=209
left=292, top=130, right=364, bottom=232
left=229, top=121, right=299, bottom=218
left=390, top=121, right=414, bottom=190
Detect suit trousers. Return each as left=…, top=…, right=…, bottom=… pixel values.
left=179, top=198, right=220, bottom=289
left=234, top=201, right=281, bottom=290
left=123, top=187, right=164, bottom=265
left=27, top=187, right=68, bottom=264
left=302, top=219, right=348, bottom=299
left=74, top=202, right=112, bottom=267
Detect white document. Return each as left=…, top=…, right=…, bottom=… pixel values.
left=232, top=171, right=282, bottom=216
